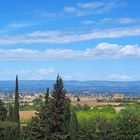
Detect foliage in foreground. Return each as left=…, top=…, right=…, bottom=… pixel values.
left=26, top=75, right=71, bottom=140
left=0, top=121, right=19, bottom=140
left=0, top=100, right=7, bottom=121
left=1, top=75, right=140, bottom=140
left=77, top=104, right=140, bottom=140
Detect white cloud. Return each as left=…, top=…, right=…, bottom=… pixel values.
left=63, top=6, right=76, bottom=13
left=63, top=72, right=86, bottom=80
left=37, top=67, right=55, bottom=75
left=82, top=18, right=140, bottom=26
left=82, top=20, right=95, bottom=25
left=106, top=74, right=135, bottom=81
left=0, top=43, right=140, bottom=61
left=32, top=10, right=56, bottom=18
left=102, top=17, right=140, bottom=25
left=0, top=67, right=56, bottom=80
left=7, top=22, right=30, bottom=28
left=0, top=26, right=140, bottom=45
left=77, top=2, right=105, bottom=8
left=64, top=1, right=119, bottom=16
left=117, top=18, right=140, bottom=24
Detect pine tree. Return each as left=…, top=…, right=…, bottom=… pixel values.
left=27, top=75, right=71, bottom=140
left=0, top=99, right=7, bottom=121
left=44, top=75, right=71, bottom=140
left=26, top=117, right=45, bottom=140
left=14, top=75, right=20, bottom=127
left=69, top=111, right=78, bottom=140
left=45, top=88, right=49, bottom=105
left=77, top=97, right=80, bottom=102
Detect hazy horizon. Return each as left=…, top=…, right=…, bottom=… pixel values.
left=0, top=78, right=140, bottom=82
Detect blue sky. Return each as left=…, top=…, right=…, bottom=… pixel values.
left=0, top=0, right=140, bottom=81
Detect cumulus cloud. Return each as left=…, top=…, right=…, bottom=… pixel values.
left=0, top=26, right=140, bottom=45
left=0, top=43, right=140, bottom=61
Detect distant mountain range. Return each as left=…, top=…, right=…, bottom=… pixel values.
left=0, top=80, right=140, bottom=95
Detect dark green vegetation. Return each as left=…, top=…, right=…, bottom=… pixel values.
left=76, top=105, right=140, bottom=140
left=0, top=75, right=20, bottom=140
left=0, top=100, right=7, bottom=121
left=0, top=76, right=140, bottom=140
left=26, top=75, right=71, bottom=140
left=14, top=75, right=20, bottom=126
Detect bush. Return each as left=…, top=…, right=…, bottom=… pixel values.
left=77, top=106, right=116, bottom=140
left=0, top=121, right=19, bottom=140
left=113, top=104, right=140, bottom=140
left=0, top=100, right=7, bottom=121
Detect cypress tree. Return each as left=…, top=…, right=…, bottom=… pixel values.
left=14, top=75, right=20, bottom=127
left=45, top=88, right=49, bottom=105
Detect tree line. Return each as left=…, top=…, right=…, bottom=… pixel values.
left=0, top=75, right=140, bottom=140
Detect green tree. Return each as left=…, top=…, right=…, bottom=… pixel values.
left=26, top=117, right=45, bottom=140
left=14, top=75, right=20, bottom=128
left=27, top=75, right=71, bottom=140
left=44, top=75, right=71, bottom=140
left=27, top=90, right=49, bottom=139
left=77, top=97, right=80, bottom=102
left=0, top=99, right=7, bottom=121
left=69, top=111, right=78, bottom=140
left=113, top=104, right=140, bottom=140
left=45, top=87, right=49, bottom=105
left=8, top=104, right=14, bottom=121
left=78, top=119, right=96, bottom=140
left=95, top=116, right=113, bottom=140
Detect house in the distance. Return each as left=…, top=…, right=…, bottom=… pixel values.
left=112, top=93, right=125, bottom=100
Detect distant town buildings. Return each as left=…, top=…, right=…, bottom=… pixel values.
left=112, top=93, right=125, bottom=100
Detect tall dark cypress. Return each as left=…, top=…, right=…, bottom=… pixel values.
left=14, top=75, right=20, bottom=126
left=45, top=88, right=49, bottom=105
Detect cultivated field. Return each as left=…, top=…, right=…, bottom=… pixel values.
left=71, top=97, right=121, bottom=106
left=20, top=97, right=124, bottom=123
left=20, top=110, right=36, bottom=124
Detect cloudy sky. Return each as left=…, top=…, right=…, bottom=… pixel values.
left=0, top=0, right=140, bottom=80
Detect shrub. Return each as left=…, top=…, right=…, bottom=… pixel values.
left=0, top=100, right=7, bottom=121
left=0, top=121, right=18, bottom=140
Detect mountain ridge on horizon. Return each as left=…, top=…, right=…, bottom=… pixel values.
left=0, top=80, right=140, bottom=95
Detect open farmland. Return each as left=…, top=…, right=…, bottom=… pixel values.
left=71, top=97, right=121, bottom=106
left=20, top=110, right=36, bottom=124
left=19, top=98, right=124, bottom=123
